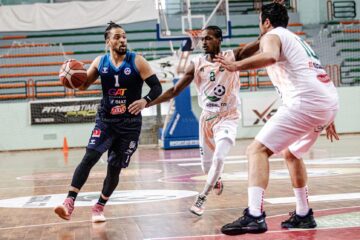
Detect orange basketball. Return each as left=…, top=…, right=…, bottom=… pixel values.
left=59, top=59, right=87, bottom=89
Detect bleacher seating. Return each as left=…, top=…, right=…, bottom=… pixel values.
left=6, top=3, right=354, bottom=101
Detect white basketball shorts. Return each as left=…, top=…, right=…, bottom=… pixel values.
left=255, top=105, right=337, bottom=159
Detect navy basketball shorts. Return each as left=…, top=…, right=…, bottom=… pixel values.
left=86, top=117, right=142, bottom=168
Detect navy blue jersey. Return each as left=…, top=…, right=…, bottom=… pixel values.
left=97, top=51, right=143, bottom=120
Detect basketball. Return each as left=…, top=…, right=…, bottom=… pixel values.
left=59, top=59, right=87, bottom=89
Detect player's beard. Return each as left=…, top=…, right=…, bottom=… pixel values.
left=116, top=45, right=127, bottom=55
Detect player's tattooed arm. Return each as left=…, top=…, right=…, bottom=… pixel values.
left=79, top=56, right=101, bottom=90
left=146, top=62, right=195, bottom=107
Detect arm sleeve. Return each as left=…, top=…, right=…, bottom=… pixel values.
left=143, top=74, right=163, bottom=103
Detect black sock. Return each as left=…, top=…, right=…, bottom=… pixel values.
left=67, top=191, right=78, bottom=200
left=97, top=195, right=108, bottom=206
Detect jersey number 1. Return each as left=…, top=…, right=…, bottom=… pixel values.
left=114, top=75, right=120, bottom=87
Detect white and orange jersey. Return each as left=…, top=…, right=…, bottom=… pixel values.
left=191, top=50, right=240, bottom=113
left=265, top=27, right=339, bottom=111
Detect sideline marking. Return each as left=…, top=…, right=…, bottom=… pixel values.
left=177, top=156, right=360, bottom=167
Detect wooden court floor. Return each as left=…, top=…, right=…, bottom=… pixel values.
left=0, top=134, right=359, bottom=240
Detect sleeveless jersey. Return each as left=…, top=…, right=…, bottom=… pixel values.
left=191, top=50, right=240, bottom=113
left=97, top=51, right=143, bottom=120
left=265, top=27, right=338, bottom=111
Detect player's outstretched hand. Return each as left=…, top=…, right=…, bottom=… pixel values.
left=214, top=55, right=238, bottom=72
left=326, top=122, right=339, bottom=142
left=128, top=99, right=147, bottom=115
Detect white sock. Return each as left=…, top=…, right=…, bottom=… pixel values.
left=248, top=186, right=265, bottom=217
left=293, top=186, right=309, bottom=216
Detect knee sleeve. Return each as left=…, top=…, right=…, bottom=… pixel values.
left=71, top=149, right=102, bottom=189
left=101, top=164, right=122, bottom=197
left=206, top=138, right=232, bottom=186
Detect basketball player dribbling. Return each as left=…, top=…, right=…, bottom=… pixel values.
left=54, top=22, right=162, bottom=222
left=147, top=26, right=260, bottom=216
left=216, top=3, right=340, bottom=235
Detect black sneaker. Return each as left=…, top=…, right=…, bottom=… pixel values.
left=281, top=208, right=317, bottom=229
left=221, top=208, right=268, bottom=235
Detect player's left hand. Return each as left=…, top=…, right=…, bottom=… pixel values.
left=326, top=122, right=339, bottom=142
left=214, top=55, right=238, bottom=72
left=128, top=99, right=147, bottom=115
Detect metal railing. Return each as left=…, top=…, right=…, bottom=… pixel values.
left=327, top=0, right=357, bottom=21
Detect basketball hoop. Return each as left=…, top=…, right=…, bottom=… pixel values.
left=185, top=29, right=203, bottom=51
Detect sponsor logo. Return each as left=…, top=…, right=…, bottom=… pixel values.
left=317, top=74, right=331, bottom=83
left=200, top=67, right=205, bottom=72
left=101, top=67, right=108, bottom=73
left=41, top=104, right=98, bottom=114
left=219, top=66, right=225, bottom=72
left=124, top=67, right=131, bottom=75
left=308, top=61, right=324, bottom=70
left=90, top=139, right=96, bottom=145
left=169, top=140, right=199, bottom=147
left=129, top=141, right=137, bottom=149
left=65, top=110, right=96, bottom=117
left=110, top=105, right=127, bottom=115
left=205, top=85, right=226, bottom=102
left=110, top=99, right=126, bottom=105
left=206, top=103, right=219, bottom=108
left=108, top=88, right=127, bottom=96
left=125, top=141, right=138, bottom=155
left=214, top=84, right=225, bottom=97
left=92, top=129, right=101, bottom=137
left=34, top=118, right=54, bottom=123
left=0, top=190, right=198, bottom=208
left=252, top=100, right=277, bottom=125
left=31, top=100, right=100, bottom=125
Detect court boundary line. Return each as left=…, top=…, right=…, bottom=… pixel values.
left=0, top=204, right=358, bottom=232
left=144, top=226, right=360, bottom=240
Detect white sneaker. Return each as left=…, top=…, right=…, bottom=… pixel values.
left=189, top=195, right=207, bottom=216
left=91, top=203, right=106, bottom=223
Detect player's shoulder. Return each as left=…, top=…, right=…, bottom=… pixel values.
left=264, top=27, right=293, bottom=40
left=91, top=55, right=105, bottom=70
left=222, top=49, right=235, bottom=59
left=190, top=53, right=204, bottom=64
left=133, top=53, right=147, bottom=63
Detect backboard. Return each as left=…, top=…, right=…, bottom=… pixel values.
left=155, top=0, right=231, bottom=41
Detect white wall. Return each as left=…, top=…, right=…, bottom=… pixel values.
left=313, top=0, right=360, bottom=24
left=298, top=0, right=321, bottom=24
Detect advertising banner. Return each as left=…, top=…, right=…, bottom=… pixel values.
left=241, top=96, right=281, bottom=127
left=29, top=98, right=100, bottom=125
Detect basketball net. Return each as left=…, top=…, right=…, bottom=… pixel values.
left=185, top=29, right=203, bottom=51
